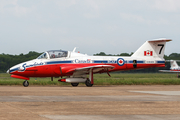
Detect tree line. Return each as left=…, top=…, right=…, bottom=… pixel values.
left=0, top=51, right=179, bottom=73
left=0, top=51, right=42, bottom=73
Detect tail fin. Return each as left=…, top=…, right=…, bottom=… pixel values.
left=170, top=60, right=179, bottom=69
left=131, top=38, right=172, bottom=59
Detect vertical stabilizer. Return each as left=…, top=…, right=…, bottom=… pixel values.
left=131, top=38, right=172, bottom=59
left=170, top=60, right=179, bottom=70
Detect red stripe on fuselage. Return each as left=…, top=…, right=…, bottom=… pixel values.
left=10, top=63, right=165, bottom=77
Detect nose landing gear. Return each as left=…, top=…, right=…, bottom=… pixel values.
left=23, top=80, right=29, bottom=87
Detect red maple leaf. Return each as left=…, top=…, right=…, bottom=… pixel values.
left=119, top=60, right=123, bottom=64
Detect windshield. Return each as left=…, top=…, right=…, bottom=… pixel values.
left=48, top=50, right=68, bottom=59
left=37, top=52, right=48, bottom=59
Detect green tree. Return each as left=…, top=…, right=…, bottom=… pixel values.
left=94, top=52, right=107, bottom=56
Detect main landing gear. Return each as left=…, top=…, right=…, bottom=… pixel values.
left=85, top=68, right=94, bottom=87
left=177, top=73, right=180, bottom=78
left=69, top=78, right=93, bottom=87
left=67, top=68, right=94, bottom=87
left=70, top=78, right=93, bottom=87
left=85, top=78, right=93, bottom=87
left=71, top=83, right=79, bottom=87
left=23, top=80, right=29, bottom=87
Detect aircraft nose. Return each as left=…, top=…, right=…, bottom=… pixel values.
left=7, top=69, right=10, bottom=74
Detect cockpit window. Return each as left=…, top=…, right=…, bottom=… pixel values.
left=48, top=50, right=68, bottom=59
left=37, top=52, right=48, bottom=59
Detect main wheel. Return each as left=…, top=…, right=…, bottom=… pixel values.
left=71, top=83, right=79, bottom=87
left=85, top=79, right=93, bottom=87
left=23, top=80, right=29, bottom=87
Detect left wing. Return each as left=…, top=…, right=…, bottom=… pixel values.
left=66, top=65, right=115, bottom=76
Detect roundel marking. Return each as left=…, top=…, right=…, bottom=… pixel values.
left=117, top=58, right=125, bottom=66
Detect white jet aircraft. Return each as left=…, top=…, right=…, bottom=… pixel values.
left=159, top=60, right=180, bottom=77
left=7, top=38, right=171, bottom=87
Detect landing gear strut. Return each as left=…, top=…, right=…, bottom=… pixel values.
left=85, top=68, right=94, bottom=87
left=23, top=80, right=29, bottom=87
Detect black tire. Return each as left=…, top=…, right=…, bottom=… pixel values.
left=23, top=80, right=29, bottom=87
left=71, top=83, right=79, bottom=87
left=85, top=79, right=93, bottom=87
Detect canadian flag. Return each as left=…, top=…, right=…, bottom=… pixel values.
left=144, top=50, right=153, bottom=56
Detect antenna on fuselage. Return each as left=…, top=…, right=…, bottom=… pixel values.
left=73, top=47, right=78, bottom=52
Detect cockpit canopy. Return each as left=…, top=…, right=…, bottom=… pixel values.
left=37, top=50, right=68, bottom=59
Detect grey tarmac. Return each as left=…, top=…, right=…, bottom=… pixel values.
left=0, top=85, right=180, bottom=120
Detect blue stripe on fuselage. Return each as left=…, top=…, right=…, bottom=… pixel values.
left=9, top=67, right=19, bottom=73
left=45, top=60, right=164, bottom=65
left=128, top=61, right=144, bottom=63
left=93, top=60, right=108, bottom=63
left=46, top=61, right=72, bottom=65
left=156, top=61, right=165, bottom=63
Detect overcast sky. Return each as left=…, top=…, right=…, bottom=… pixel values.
left=0, top=0, right=179, bottom=55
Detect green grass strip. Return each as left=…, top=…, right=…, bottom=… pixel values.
left=0, top=73, right=179, bottom=86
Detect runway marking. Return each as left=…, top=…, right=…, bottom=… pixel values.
left=132, top=91, right=180, bottom=96
left=0, top=95, right=180, bottom=102
left=41, top=115, right=180, bottom=120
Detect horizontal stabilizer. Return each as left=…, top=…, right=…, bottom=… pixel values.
left=166, top=60, right=180, bottom=62
left=148, top=38, right=172, bottom=42
left=159, top=70, right=180, bottom=73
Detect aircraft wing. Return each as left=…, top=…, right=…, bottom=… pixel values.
left=159, top=70, right=180, bottom=73
left=66, top=65, right=115, bottom=76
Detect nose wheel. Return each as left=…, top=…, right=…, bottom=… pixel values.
left=23, top=80, right=29, bottom=87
